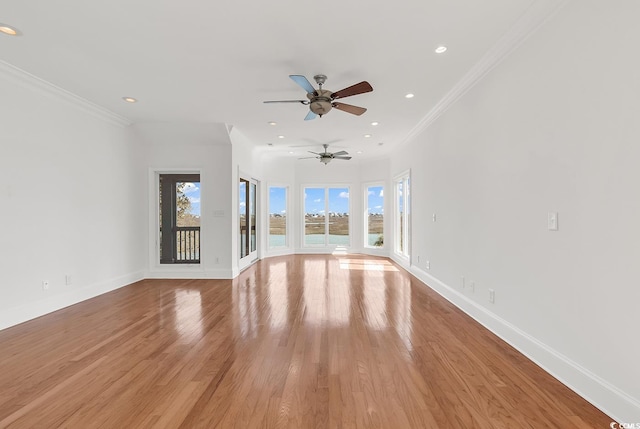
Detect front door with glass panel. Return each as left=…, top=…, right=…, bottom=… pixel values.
left=239, top=177, right=258, bottom=269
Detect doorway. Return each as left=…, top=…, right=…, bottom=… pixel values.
left=159, top=174, right=201, bottom=264
left=239, top=176, right=258, bottom=269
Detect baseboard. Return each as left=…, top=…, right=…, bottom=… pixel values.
left=410, top=265, right=640, bottom=424
left=0, top=270, right=145, bottom=332
left=264, top=248, right=295, bottom=258
left=294, top=247, right=353, bottom=255
left=390, top=253, right=411, bottom=271
left=145, top=268, right=234, bottom=279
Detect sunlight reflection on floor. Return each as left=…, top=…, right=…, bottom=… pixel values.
left=338, top=258, right=399, bottom=272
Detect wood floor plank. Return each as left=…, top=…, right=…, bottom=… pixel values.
left=0, top=254, right=613, bottom=428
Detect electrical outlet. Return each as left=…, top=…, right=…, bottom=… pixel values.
left=65, top=275, right=72, bottom=285
left=489, top=289, right=495, bottom=303
left=215, top=257, right=220, bottom=264
left=426, top=260, right=430, bottom=270
left=432, top=213, right=437, bottom=222
left=42, top=280, right=50, bottom=291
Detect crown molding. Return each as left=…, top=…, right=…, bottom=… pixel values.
left=400, top=0, right=570, bottom=146
left=0, top=60, right=132, bottom=128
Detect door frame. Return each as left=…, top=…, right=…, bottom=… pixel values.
left=149, top=168, right=204, bottom=274
left=239, top=174, right=259, bottom=271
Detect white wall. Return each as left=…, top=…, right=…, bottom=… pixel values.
left=394, top=0, right=640, bottom=421
left=0, top=67, right=146, bottom=330
left=134, top=122, right=234, bottom=278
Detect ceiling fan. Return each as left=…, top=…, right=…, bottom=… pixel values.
left=264, top=74, right=373, bottom=120
left=299, top=144, right=352, bottom=165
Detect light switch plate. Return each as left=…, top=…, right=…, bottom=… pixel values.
left=548, top=212, right=558, bottom=231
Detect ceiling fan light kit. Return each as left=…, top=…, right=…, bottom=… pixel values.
left=264, top=74, right=373, bottom=120
left=299, top=144, right=352, bottom=165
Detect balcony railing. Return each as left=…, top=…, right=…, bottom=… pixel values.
left=175, top=226, right=200, bottom=263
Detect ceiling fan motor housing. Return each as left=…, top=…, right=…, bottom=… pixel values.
left=307, top=89, right=333, bottom=116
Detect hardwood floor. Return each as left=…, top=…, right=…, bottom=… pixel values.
left=0, top=255, right=612, bottom=428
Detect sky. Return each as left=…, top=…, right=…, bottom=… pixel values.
left=181, top=182, right=201, bottom=216
left=269, top=187, right=287, bottom=214
left=367, top=186, right=384, bottom=214
left=304, top=188, right=351, bottom=215
left=269, top=186, right=384, bottom=215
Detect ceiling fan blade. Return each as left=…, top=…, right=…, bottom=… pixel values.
left=308, top=151, right=321, bottom=155
left=331, top=81, right=373, bottom=100
left=333, top=156, right=352, bottom=160
left=263, top=100, right=309, bottom=104
left=332, top=150, right=348, bottom=156
left=298, top=156, right=319, bottom=159
left=289, top=75, right=316, bottom=94
left=333, top=102, right=367, bottom=116
left=304, top=110, right=317, bottom=121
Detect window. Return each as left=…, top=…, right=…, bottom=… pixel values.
left=395, top=172, right=410, bottom=258
left=304, top=187, right=325, bottom=246
left=365, top=184, right=384, bottom=248
left=304, top=186, right=350, bottom=247
left=159, top=174, right=200, bottom=264
left=268, top=186, right=288, bottom=248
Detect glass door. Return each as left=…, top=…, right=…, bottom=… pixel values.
left=394, top=172, right=410, bottom=260
left=239, top=176, right=258, bottom=269
left=159, top=174, right=201, bottom=264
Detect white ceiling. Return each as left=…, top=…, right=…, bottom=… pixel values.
left=1, top=0, right=545, bottom=160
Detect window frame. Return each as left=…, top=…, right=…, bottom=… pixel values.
left=267, top=184, right=290, bottom=250
left=301, top=184, right=352, bottom=248
left=363, top=182, right=385, bottom=249
left=394, top=171, right=411, bottom=260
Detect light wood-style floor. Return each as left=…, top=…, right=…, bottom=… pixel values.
left=0, top=255, right=611, bottom=428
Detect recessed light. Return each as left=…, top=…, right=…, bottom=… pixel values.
left=122, top=97, right=137, bottom=103
left=364, top=134, right=371, bottom=138
left=268, top=121, right=277, bottom=126
left=278, top=135, right=285, bottom=139
left=405, top=93, right=415, bottom=99
left=0, top=24, right=20, bottom=36
left=267, top=143, right=273, bottom=146
left=371, top=121, right=379, bottom=126
left=289, top=151, right=294, bottom=154
left=435, top=46, right=448, bottom=54
left=378, top=142, right=384, bottom=146
left=356, top=151, right=363, bottom=154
